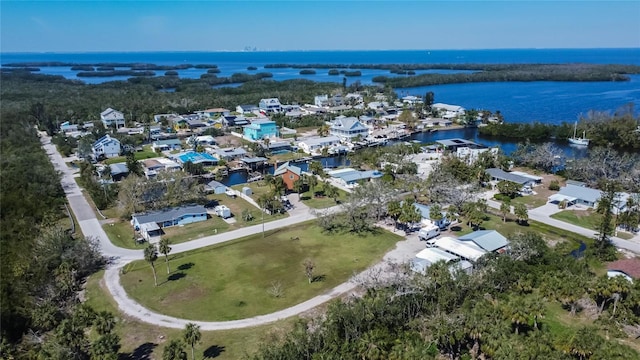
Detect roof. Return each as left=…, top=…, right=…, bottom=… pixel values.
left=153, top=139, right=182, bottom=146
left=142, top=159, right=163, bottom=169
left=432, top=237, right=487, bottom=262
left=299, top=135, right=341, bottom=146
left=413, top=203, right=446, bottom=220
left=607, top=259, right=640, bottom=279
left=204, top=108, right=229, bottom=113
left=205, top=180, right=226, bottom=189
left=330, top=117, right=368, bottom=131
left=133, top=205, right=207, bottom=225
left=458, top=230, right=508, bottom=252
left=436, top=138, right=483, bottom=148
left=109, top=162, right=129, bottom=175
left=415, top=248, right=459, bottom=264
left=241, top=157, right=268, bottom=164
left=432, top=103, right=465, bottom=112
left=486, top=168, right=532, bottom=185
left=260, top=98, right=281, bottom=104
left=558, top=184, right=602, bottom=204
left=101, top=108, right=124, bottom=119
left=238, top=104, right=258, bottom=111
left=566, top=180, right=586, bottom=187
left=94, top=135, right=120, bottom=148
left=213, top=147, right=247, bottom=157
left=244, top=119, right=276, bottom=130
left=274, top=162, right=302, bottom=176
left=510, top=171, right=543, bottom=181
left=548, top=193, right=578, bottom=203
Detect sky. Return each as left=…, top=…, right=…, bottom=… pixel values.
left=1, top=1, right=639, bottom=53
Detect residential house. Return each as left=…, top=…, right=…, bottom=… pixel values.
left=328, top=168, right=383, bottom=188
left=240, top=157, right=268, bottom=170
left=205, top=180, right=227, bottom=194
left=173, top=151, right=218, bottom=166
left=607, top=258, right=640, bottom=283
left=132, top=204, right=208, bottom=243
left=314, top=94, right=344, bottom=108
left=154, top=113, right=180, bottom=123
left=344, top=93, right=364, bottom=104
left=93, top=135, right=121, bottom=159
left=402, top=95, right=422, bottom=106
left=548, top=184, right=602, bottom=208
left=486, top=168, right=537, bottom=188
left=413, top=203, right=450, bottom=230
left=274, top=162, right=302, bottom=191
left=199, top=108, right=230, bottom=118
left=100, top=108, right=125, bottom=128
left=141, top=159, right=164, bottom=179
left=367, top=101, right=388, bottom=110
left=259, top=98, right=282, bottom=113
left=243, top=119, right=278, bottom=141
left=187, top=135, right=216, bottom=147
left=297, top=135, right=341, bottom=154
left=329, top=117, right=369, bottom=141
left=219, top=115, right=250, bottom=127
left=458, top=230, right=509, bottom=253
left=60, top=121, right=78, bottom=133
left=411, top=247, right=472, bottom=275
left=236, top=104, right=259, bottom=114
left=109, top=162, right=129, bottom=181
left=211, top=147, right=247, bottom=161
left=432, top=103, right=466, bottom=119
left=186, top=118, right=207, bottom=130
left=151, top=139, right=182, bottom=152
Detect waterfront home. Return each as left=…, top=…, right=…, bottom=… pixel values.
left=100, top=108, right=126, bottom=128
left=274, top=162, right=302, bottom=191
left=328, top=168, right=382, bottom=188
left=236, top=104, right=259, bottom=114
left=151, top=139, right=182, bottom=152
left=172, top=151, right=218, bottom=166
left=329, top=117, right=369, bottom=141
left=243, top=119, right=278, bottom=140
left=132, top=204, right=208, bottom=243
left=187, top=135, right=216, bottom=147
left=486, top=168, right=536, bottom=188
left=314, top=94, right=344, bottom=108
left=198, top=108, right=230, bottom=118
left=93, top=135, right=121, bottom=159
left=211, top=147, right=247, bottom=161
left=109, top=162, right=129, bottom=181
left=141, top=158, right=181, bottom=179
left=432, top=103, right=466, bottom=119
left=297, top=135, right=341, bottom=154
left=259, top=98, right=282, bottom=113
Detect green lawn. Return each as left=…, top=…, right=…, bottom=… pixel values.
left=103, top=221, right=147, bottom=249
left=551, top=210, right=602, bottom=230
left=84, top=270, right=293, bottom=360
left=120, top=222, right=402, bottom=321
left=206, top=193, right=288, bottom=226
left=103, top=150, right=158, bottom=165
left=511, top=194, right=548, bottom=208
left=300, top=186, right=348, bottom=209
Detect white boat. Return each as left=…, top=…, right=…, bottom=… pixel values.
left=568, top=122, right=589, bottom=146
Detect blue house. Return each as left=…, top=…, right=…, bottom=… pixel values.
left=413, top=203, right=450, bottom=230
left=132, top=204, right=208, bottom=242
left=243, top=119, right=278, bottom=141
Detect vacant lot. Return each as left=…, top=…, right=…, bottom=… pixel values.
left=120, top=222, right=402, bottom=321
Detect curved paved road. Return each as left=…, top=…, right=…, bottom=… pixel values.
left=43, top=132, right=640, bottom=330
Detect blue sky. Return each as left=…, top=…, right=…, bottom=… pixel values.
left=1, top=1, right=639, bottom=52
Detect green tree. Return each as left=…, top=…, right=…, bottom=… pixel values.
left=158, top=237, right=172, bottom=274
left=163, top=339, right=188, bottom=360
left=514, top=203, right=528, bottom=225
left=324, top=184, right=339, bottom=203
left=496, top=180, right=521, bottom=199
left=183, top=322, right=201, bottom=360
left=144, top=244, right=159, bottom=287
left=293, top=178, right=304, bottom=201
left=125, top=152, right=143, bottom=177
left=399, top=198, right=422, bottom=230
left=308, top=161, right=325, bottom=176
left=90, top=333, right=120, bottom=360
left=429, top=203, right=444, bottom=223
left=387, top=200, right=402, bottom=230
left=424, top=91, right=434, bottom=112
left=307, top=175, right=318, bottom=197
left=93, top=311, right=116, bottom=336
left=317, top=124, right=330, bottom=137
left=500, top=200, right=511, bottom=222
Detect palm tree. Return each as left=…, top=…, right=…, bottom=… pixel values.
left=93, top=310, right=116, bottom=335
left=158, top=237, right=172, bottom=274
left=293, top=178, right=304, bottom=201
left=500, top=200, right=511, bottom=222
left=514, top=203, right=529, bottom=225
left=163, top=339, right=188, bottom=360
left=387, top=200, right=402, bottom=230
left=90, top=333, right=121, bottom=360
left=183, top=322, right=201, bottom=360
left=317, top=124, right=330, bottom=137
left=144, top=244, right=159, bottom=286
left=307, top=175, right=318, bottom=198
left=324, top=184, right=339, bottom=203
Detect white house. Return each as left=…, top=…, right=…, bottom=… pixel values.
left=92, top=135, right=121, bottom=159
left=432, top=103, right=465, bottom=119
left=259, top=98, right=282, bottom=113
left=236, top=104, right=259, bottom=114
left=100, top=108, right=125, bottom=128
left=329, top=117, right=370, bottom=141
left=297, top=136, right=341, bottom=154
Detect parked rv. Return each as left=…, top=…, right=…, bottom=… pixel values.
left=418, top=223, right=440, bottom=241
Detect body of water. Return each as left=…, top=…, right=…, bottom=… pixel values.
left=2, top=48, right=639, bottom=123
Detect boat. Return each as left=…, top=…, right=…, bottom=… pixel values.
left=568, top=122, right=589, bottom=146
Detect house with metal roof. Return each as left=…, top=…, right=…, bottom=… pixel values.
left=132, top=204, right=208, bottom=243
left=458, top=230, right=509, bottom=253
left=298, top=136, right=341, bottom=154
left=211, top=147, right=247, bottom=161
left=548, top=184, right=602, bottom=208
left=205, top=180, right=227, bottom=194
left=109, top=162, right=129, bottom=181
left=259, top=98, right=282, bottom=113
left=100, top=108, right=125, bottom=128
left=93, top=135, right=121, bottom=159
left=243, top=119, right=278, bottom=141
left=486, top=168, right=536, bottom=186
left=431, top=236, right=487, bottom=262
left=152, top=139, right=183, bottom=152
left=329, top=117, right=370, bottom=140
left=236, top=104, right=259, bottom=114
left=328, top=168, right=383, bottom=188
left=413, top=203, right=450, bottom=229
left=274, top=162, right=302, bottom=190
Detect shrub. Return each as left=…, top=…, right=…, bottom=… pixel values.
left=549, top=180, right=560, bottom=191
left=494, top=193, right=511, bottom=202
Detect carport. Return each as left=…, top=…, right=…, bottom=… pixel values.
left=548, top=193, right=577, bottom=206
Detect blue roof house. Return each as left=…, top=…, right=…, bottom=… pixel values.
left=174, top=151, right=218, bottom=166
left=92, top=135, right=121, bottom=159
left=243, top=119, right=278, bottom=141
left=132, top=204, right=208, bottom=243
left=413, top=203, right=450, bottom=230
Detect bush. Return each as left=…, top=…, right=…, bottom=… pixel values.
left=300, top=69, right=316, bottom=75
left=549, top=180, right=560, bottom=191
left=494, top=193, right=511, bottom=202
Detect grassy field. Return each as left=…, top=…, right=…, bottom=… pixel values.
left=511, top=194, right=548, bottom=208
left=84, top=270, right=294, bottom=360
left=103, top=149, right=158, bottom=165
left=120, top=222, right=402, bottom=321
left=206, top=193, right=288, bottom=226
left=550, top=210, right=634, bottom=240
left=234, top=181, right=348, bottom=209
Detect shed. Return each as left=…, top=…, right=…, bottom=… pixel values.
left=205, top=180, right=227, bottom=194
left=242, top=187, right=252, bottom=196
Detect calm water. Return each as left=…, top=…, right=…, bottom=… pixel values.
left=2, top=49, right=639, bottom=123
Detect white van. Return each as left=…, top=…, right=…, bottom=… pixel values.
left=418, top=223, right=440, bottom=241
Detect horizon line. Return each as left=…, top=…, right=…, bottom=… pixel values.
left=2, top=47, right=640, bottom=55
